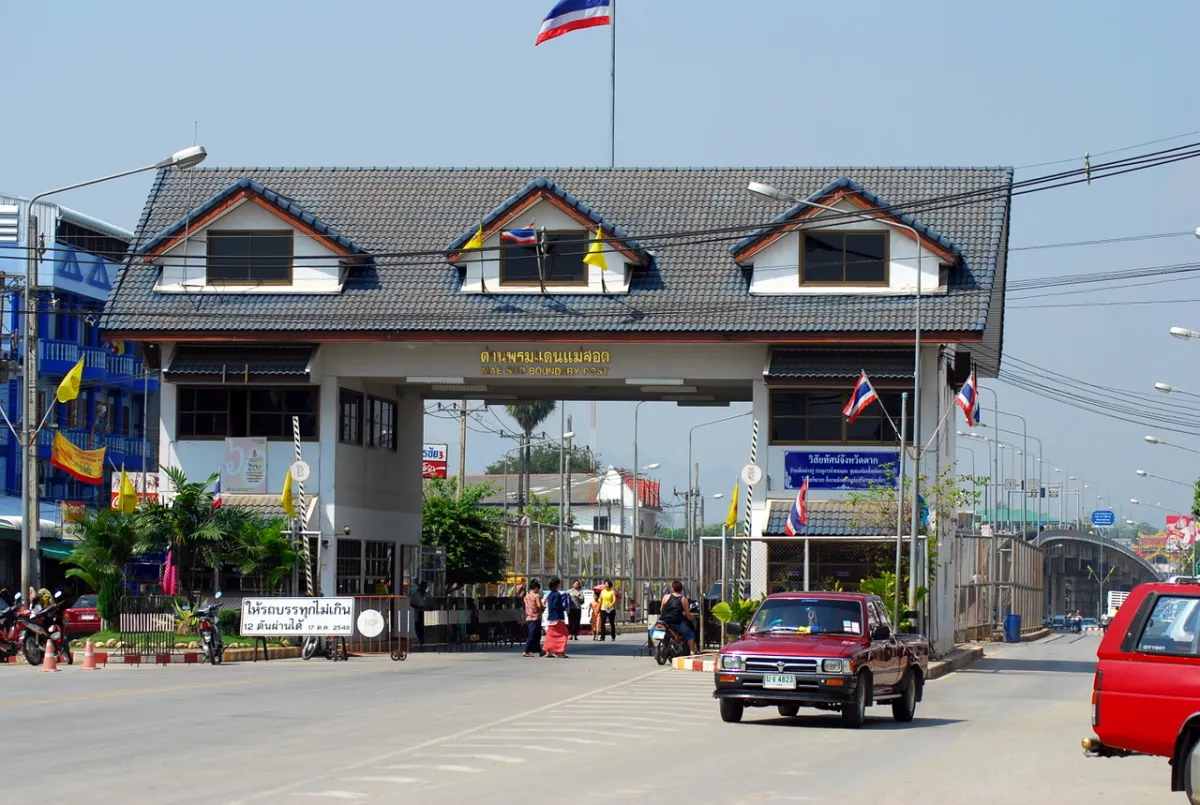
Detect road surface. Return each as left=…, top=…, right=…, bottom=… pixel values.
left=1, top=633, right=1178, bottom=804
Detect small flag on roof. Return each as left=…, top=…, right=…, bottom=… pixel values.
left=501, top=225, right=538, bottom=246
left=842, top=372, right=879, bottom=424
left=956, top=372, right=981, bottom=426
left=784, top=478, right=809, bottom=536
left=535, top=0, right=612, bottom=46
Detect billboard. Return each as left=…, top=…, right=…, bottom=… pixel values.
left=110, top=472, right=160, bottom=509
left=223, top=437, right=267, bottom=493
left=1166, top=515, right=1197, bottom=553
left=423, top=443, right=448, bottom=479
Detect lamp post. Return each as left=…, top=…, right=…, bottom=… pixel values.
left=1154, top=382, right=1200, bottom=400
left=747, top=181, right=926, bottom=610
left=632, top=400, right=650, bottom=616
left=980, top=414, right=1038, bottom=535
left=955, top=437, right=979, bottom=522
left=689, top=409, right=751, bottom=595
left=19, top=146, right=207, bottom=594
left=1136, top=469, right=1193, bottom=488
left=1145, top=435, right=1200, bottom=456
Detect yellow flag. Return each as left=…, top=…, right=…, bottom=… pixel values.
left=117, top=467, right=138, bottom=515
left=281, top=467, right=297, bottom=519
left=463, top=222, right=484, bottom=252
left=56, top=356, right=85, bottom=403
left=583, top=226, right=608, bottom=272
left=725, top=481, right=740, bottom=530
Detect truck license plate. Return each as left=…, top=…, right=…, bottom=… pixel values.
left=763, top=674, right=796, bottom=689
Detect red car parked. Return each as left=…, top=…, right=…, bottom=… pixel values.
left=63, top=594, right=101, bottom=636
left=1085, top=579, right=1200, bottom=802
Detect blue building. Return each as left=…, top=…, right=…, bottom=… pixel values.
left=0, top=195, right=156, bottom=526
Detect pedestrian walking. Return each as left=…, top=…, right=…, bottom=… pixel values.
left=599, top=579, right=617, bottom=641
left=590, top=585, right=603, bottom=640
left=543, top=578, right=570, bottom=658
left=566, top=580, right=584, bottom=640
left=523, top=579, right=544, bottom=657
left=409, top=580, right=429, bottom=645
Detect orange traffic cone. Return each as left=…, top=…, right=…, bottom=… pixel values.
left=80, top=639, right=98, bottom=671
left=40, top=645, right=59, bottom=673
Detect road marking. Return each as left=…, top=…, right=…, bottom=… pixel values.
left=295, top=793, right=367, bottom=800
left=229, top=667, right=667, bottom=804
left=446, top=742, right=572, bottom=753
left=415, top=752, right=525, bottom=763
left=382, top=764, right=481, bottom=774
left=341, top=776, right=419, bottom=784
left=0, top=679, right=252, bottom=709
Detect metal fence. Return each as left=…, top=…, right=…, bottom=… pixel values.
left=760, top=537, right=920, bottom=594
left=117, top=595, right=179, bottom=655
left=952, top=534, right=1044, bottom=642
left=342, top=595, right=411, bottom=656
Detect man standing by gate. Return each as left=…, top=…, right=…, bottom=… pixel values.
left=410, top=581, right=429, bottom=645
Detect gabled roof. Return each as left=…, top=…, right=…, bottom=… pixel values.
left=765, top=499, right=889, bottom=537
left=103, top=167, right=1012, bottom=368
left=445, top=176, right=651, bottom=266
left=729, top=177, right=964, bottom=265
left=139, top=177, right=367, bottom=258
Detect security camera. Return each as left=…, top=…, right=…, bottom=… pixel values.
left=321, top=538, right=330, bottom=548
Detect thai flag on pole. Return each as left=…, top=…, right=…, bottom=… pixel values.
left=783, top=478, right=809, bottom=536
left=535, top=0, right=612, bottom=45
left=956, top=372, right=981, bottom=426
left=212, top=477, right=222, bottom=511
left=501, top=225, right=538, bottom=246
left=842, top=372, right=879, bottom=424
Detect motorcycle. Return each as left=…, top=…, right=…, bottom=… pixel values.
left=650, top=601, right=701, bottom=666
left=0, top=592, right=27, bottom=662
left=1068, top=615, right=1083, bottom=634
left=18, top=590, right=72, bottom=667
left=302, top=634, right=348, bottom=662
left=196, top=592, right=225, bottom=665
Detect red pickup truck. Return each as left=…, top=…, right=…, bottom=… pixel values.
left=713, top=592, right=930, bottom=728
left=1085, top=579, right=1200, bottom=803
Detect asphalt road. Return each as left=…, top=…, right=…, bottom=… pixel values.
left=0, top=633, right=1180, bottom=804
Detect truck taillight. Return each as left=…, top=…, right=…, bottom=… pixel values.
left=1092, top=670, right=1103, bottom=727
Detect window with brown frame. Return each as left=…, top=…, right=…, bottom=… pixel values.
left=801, top=231, right=888, bottom=285
left=769, top=388, right=913, bottom=445
left=177, top=387, right=318, bottom=439
left=207, top=230, right=293, bottom=284
left=367, top=396, right=397, bottom=451
left=340, top=388, right=364, bottom=445
left=499, top=230, right=588, bottom=286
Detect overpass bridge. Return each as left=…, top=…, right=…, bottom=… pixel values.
left=1034, top=529, right=1161, bottom=619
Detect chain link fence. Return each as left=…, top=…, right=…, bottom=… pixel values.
left=952, top=534, right=1044, bottom=642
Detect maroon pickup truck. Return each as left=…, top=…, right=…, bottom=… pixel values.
left=713, top=592, right=930, bottom=728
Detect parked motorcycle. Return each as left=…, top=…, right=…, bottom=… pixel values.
left=18, top=590, right=72, bottom=667
left=0, top=592, right=27, bottom=662
left=196, top=592, right=225, bottom=665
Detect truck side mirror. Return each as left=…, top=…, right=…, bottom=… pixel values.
left=726, top=622, right=744, bottom=637
left=871, top=624, right=892, bottom=640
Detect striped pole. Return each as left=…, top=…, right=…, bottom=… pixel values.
left=739, top=419, right=759, bottom=581
left=292, top=415, right=313, bottom=597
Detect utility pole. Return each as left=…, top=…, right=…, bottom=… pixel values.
left=457, top=399, right=467, bottom=498
left=21, top=212, right=40, bottom=596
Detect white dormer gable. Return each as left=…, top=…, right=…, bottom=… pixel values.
left=745, top=197, right=950, bottom=297
left=456, top=197, right=631, bottom=295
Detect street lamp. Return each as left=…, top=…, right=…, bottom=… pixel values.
left=749, top=180, right=926, bottom=609
left=1170, top=326, right=1200, bottom=340
left=1131, top=498, right=1174, bottom=511
left=1145, top=435, right=1200, bottom=456
left=1136, top=469, right=1192, bottom=488
left=20, top=145, right=208, bottom=593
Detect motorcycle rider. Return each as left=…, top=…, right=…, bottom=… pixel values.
left=659, top=580, right=696, bottom=655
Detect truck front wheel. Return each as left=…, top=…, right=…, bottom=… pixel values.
left=892, top=669, right=918, bottom=723
left=841, top=673, right=868, bottom=728
left=719, top=699, right=744, bottom=723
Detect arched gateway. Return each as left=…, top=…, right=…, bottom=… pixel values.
left=102, top=167, right=1014, bottom=656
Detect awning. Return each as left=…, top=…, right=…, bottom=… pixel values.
left=165, top=344, right=317, bottom=384
left=764, top=499, right=890, bottom=537
left=765, top=349, right=913, bottom=382
left=39, top=542, right=74, bottom=561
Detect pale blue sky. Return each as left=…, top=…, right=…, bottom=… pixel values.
left=3, top=0, right=1199, bottom=523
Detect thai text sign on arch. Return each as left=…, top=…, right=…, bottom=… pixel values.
left=784, top=450, right=900, bottom=490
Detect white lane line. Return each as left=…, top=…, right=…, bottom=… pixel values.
left=341, top=776, right=420, bottom=784
left=295, top=794, right=367, bottom=801
left=230, top=667, right=668, bottom=804
left=441, top=742, right=572, bottom=753
left=382, top=764, right=482, bottom=774
left=414, top=752, right=526, bottom=764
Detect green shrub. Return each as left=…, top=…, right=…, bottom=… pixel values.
left=218, top=607, right=241, bottom=636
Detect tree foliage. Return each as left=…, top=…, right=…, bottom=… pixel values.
left=504, top=402, right=557, bottom=438
left=63, top=508, right=140, bottom=627
left=422, top=479, right=508, bottom=592
left=485, top=442, right=599, bottom=475
left=524, top=492, right=576, bottom=527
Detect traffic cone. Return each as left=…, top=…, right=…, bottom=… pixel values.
left=80, top=639, right=98, bottom=671
left=40, top=645, right=59, bottom=673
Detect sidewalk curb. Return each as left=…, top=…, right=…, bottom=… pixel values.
left=7, top=646, right=302, bottom=666
left=671, top=654, right=715, bottom=672
left=927, top=646, right=984, bottom=680
left=1022, top=628, right=1052, bottom=642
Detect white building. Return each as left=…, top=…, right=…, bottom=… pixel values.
left=101, top=169, right=1012, bottom=653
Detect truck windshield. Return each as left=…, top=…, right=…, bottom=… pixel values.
left=748, top=599, right=864, bottom=636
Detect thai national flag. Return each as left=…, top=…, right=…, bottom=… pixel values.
left=783, top=478, right=809, bottom=536
left=212, top=477, right=222, bottom=511
left=535, top=0, right=612, bottom=46
left=501, top=226, right=538, bottom=246
left=842, top=372, right=879, bottom=424
left=956, top=372, right=981, bottom=426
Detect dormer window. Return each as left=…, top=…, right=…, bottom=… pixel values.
left=500, top=230, right=588, bottom=286
left=801, top=231, right=888, bottom=285
left=208, top=230, right=293, bottom=284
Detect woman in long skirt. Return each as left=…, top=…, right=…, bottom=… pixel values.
left=543, top=577, right=570, bottom=657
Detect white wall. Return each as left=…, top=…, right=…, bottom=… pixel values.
left=153, top=199, right=344, bottom=294
left=457, top=199, right=631, bottom=295
left=748, top=199, right=944, bottom=296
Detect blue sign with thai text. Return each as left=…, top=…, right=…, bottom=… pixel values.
left=783, top=450, right=901, bottom=490
left=1091, top=509, right=1116, bottom=527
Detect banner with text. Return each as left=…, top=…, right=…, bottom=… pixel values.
left=50, top=431, right=105, bottom=484
left=422, top=443, right=448, bottom=479
left=783, top=450, right=900, bottom=490
left=109, top=472, right=160, bottom=509
left=239, top=597, right=356, bottom=636
left=224, top=437, right=267, bottom=493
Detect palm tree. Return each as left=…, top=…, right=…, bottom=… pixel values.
left=504, top=402, right=556, bottom=514
left=227, top=516, right=299, bottom=594
left=64, top=508, right=141, bottom=628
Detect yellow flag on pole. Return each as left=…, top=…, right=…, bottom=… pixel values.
left=463, top=222, right=484, bottom=252
left=56, top=356, right=85, bottom=403
left=117, top=466, right=138, bottom=514
left=281, top=467, right=297, bottom=519
left=725, top=481, right=740, bottom=530
left=583, top=226, right=608, bottom=272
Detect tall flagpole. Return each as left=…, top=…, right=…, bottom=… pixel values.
left=609, top=0, right=616, bottom=167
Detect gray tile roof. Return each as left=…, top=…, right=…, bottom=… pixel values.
left=102, top=167, right=1012, bottom=338
left=765, top=348, right=913, bottom=380
left=225, top=494, right=319, bottom=526
left=765, top=499, right=890, bottom=537
left=165, top=344, right=315, bottom=378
